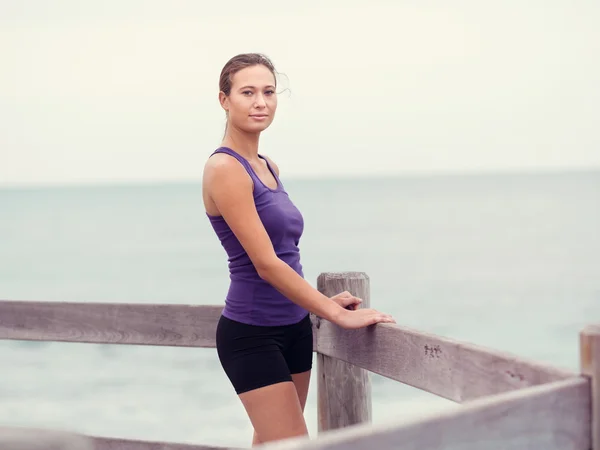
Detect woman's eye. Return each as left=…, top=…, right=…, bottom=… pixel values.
left=265, top=90, right=275, bottom=95
left=243, top=91, right=252, bottom=95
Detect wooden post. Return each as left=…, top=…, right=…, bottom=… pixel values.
left=581, top=324, right=600, bottom=450
left=316, top=272, right=372, bottom=433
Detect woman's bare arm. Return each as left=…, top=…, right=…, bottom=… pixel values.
left=204, top=155, right=395, bottom=329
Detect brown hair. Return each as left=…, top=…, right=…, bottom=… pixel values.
left=219, top=53, right=277, bottom=97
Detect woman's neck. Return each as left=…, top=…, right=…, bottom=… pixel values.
left=222, top=128, right=261, bottom=161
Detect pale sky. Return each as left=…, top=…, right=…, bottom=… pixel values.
left=1, top=0, right=599, bottom=187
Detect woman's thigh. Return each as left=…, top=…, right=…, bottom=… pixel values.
left=251, top=373, right=311, bottom=446
left=291, top=370, right=311, bottom=412
left=216, top=315, right=311, bottom=443
left=285, top=314, right=314, bottom=411
left=239, top=381, right=308, bottom=443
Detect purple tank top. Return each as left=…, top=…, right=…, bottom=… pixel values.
left=206, top=147, right=308, bottom=326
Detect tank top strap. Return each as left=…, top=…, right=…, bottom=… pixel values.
left=258, top=154, right=282, bottom=185
left=211, top=147, right=263, bottom=187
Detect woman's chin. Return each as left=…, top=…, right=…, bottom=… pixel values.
left=242, top=122, right=272, bottom=134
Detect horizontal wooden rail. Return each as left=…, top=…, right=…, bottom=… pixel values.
left=92, top=435, right=242, bottom=450
left=0, top=427, right=242, bottom=450
left=0, top=294, right=595, bottom=450
left=0, top=300, right=577, bottom=403
left=314, top=318, right=577, bottom=402
left=0, top=301, right=223, bottom=348
left=261, top=376, right=591, bottom=450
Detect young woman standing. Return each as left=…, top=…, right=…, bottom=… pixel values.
left=202, top=53, right=395, bottom=446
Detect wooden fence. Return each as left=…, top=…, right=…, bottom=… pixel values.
left=0, top=272, right=597, bottom=450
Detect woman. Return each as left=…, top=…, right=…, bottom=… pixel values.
left=202, top=53, right=396, bottom=446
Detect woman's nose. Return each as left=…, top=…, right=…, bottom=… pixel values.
left=254, top=94, right=266, bottom=107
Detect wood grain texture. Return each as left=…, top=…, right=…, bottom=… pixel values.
left=315, top=317, right=576, bottom=402
left=581, top=324, right=600, bottom=450
left=316, top=273, right=372, bottom=432
left=91, top=435, right=242, bottom=450
left=317, top=354, right=371, bottom=432
left=0, top=428, right=242, bottom=450
left=260, top=377, right=591, bottom=450
left=0, top=301, right=223, bottom=348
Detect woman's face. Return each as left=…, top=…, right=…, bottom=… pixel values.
left=220, top=64, right=277, bottom=134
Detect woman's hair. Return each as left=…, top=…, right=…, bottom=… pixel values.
left=219, top=53, right=277, bottom=96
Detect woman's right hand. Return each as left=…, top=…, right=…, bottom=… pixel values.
left=332, top=307, right=396, bottom=329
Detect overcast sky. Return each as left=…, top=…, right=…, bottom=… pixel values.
left=1, top=0, right=599, bottom=187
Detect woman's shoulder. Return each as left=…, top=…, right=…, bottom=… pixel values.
left=203, top=152, right=251, bottom=187
left=205, top=150, right=237, bottom=167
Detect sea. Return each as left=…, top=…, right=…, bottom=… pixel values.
left=0, top=170, right=599, bottom=448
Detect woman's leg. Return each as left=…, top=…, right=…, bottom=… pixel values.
left=252, top=370, right=311, bottom=446
left=291, top=370, right=311, bottom=411
left=251, top=314, right=314, bottom=445
left=216, top=315, right=309, bottom=446
left=285, top=315, right=314, bottom=414
left=241, top=381, right=308, bottom=446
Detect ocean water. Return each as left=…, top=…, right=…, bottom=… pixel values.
left=0, top=170, right=599, bottom=447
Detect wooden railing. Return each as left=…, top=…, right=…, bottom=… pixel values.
left=0, top=272, right=598, bottom=450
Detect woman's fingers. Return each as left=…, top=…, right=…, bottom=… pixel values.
left=332, top=291, right=358, bottom=308
left=335, top=308, right=395, bottom=329
left=367, top=309, right=395, bottom=325
left=335, top=292, right=362, bottom=309
left=331, top=294, right=394, bottom=328
left=344, top=296, right=362, bottom=309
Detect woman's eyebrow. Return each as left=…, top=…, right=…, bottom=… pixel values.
left=238, top=85, right=276, bottom=90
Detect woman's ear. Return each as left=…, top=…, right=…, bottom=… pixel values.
left=218, top=91, right=229, bottom=112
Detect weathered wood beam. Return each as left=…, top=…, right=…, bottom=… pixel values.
left=581, top=324, right=600, bottom=450
left=0, top=301, right=223, bottom=348
left=91, top=435, right=242, bottom=450
left=316, top=272, right=372, bottom=433
left=0, top=427, right=243, bottom=450
left=260, top=377, right=591, bottom=450
left=315, top=317, right=576, bottom=402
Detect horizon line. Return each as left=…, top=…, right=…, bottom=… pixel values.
left=1, top=165, right=598, bottom=191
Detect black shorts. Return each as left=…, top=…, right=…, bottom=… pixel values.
left=215, top=313, right=313, bottom=395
